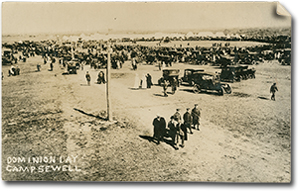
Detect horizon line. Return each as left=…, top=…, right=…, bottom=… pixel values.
left=2, top=26, right=291, bottom=37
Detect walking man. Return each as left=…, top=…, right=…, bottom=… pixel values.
left=191, top=104, right=201, bottom=131
left=173, top=108, right=182, bottom=123
left=270, top=83, right=278, bottom=101
left=168, top=116, right=179, bottom=150
left=183, top=108, right=193, bottom=134
left=162, top=79, right=169, bottom=97
left=152, top=114, right=166, bottom=144
left=85, top=71, right=91, bottom=86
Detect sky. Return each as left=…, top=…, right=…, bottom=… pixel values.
left=2, top=2, right=291, bottom=35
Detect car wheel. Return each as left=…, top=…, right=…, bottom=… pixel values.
left=218, top=87, right=224, bottom=96
left=223, top=84, right=232, bottom=94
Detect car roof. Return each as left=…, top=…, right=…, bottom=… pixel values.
left=162, top=68, right=180, bottom=71
left=193, top=71, right=217, bottom=76
left=184, top=69, right=204, bottom=72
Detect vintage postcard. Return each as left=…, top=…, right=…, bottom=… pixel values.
left=1, top=2, right=291, bottom=182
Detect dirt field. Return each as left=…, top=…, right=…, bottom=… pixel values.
left=2, top=52, right=291, bottom=182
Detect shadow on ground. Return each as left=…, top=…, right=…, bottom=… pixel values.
left=139, top=135, right=178, bottom=150
left=73, top=108, right=107, bottom=120
left=257, top=96, right=269, bottom=100
left=180, top=89, right=220, bottom=96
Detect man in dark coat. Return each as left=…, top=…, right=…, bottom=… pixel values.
left=168, top=116, right=179, bottom=150
left=173, top=108, right=182, bottom=123
left=191, top=104, right=201, bottom=131
left=146, top=73, right=153, bottom=88
left=152, top=114, right=166, bottom=144
left=85, top=71, right=91, bottom=86
left=183, top=108, right=193, bottom=134
left=270, top=83, right=278, bottom=101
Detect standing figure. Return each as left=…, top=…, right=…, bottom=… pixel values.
left=173, top=108, right=182, bottom=123
left=152, top=114, right=166, bottom=144
left=162, top=79, right=169, bottom=97
left=15, top=66, right=20, bottom=75
left=158, top=61, right=162, bottom=70
left=141, top=73, right=147, bottom=89
left=191, top=104, right=201, bottom=131
left=132, top=58, right=137, bottom=70
left=146, top=73, right=153, bottom=89
left=97, top=71, right=105, bottom=84
left=179, top=123, right=186, bottom=148
left=270, top=83, right=278, bottom=101
left=171, top=77, right=178, bottom=94
left=37, top=64, right=41, bottom=72
left=183, top=108, right=193, bottom=134
left=168, top=116, right=179, bottom=150
left=85, top=71, right=91, bottom=86
left=50, top=62, right=53, bottom=71
left=162, top=61, right=166, bottom=68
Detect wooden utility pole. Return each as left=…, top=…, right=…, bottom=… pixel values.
left=106, top=43, right=112, bottom=121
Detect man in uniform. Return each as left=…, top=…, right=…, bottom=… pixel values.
left=173, top=108, right=182, bottom=123
left=85, top=71, right=91, bottom=86
left=191, top=104, right=201, bottom=131
left=152, top=114, right=166, bottom=144
left=168, top=116, right=179, bottom=150
left=183, top=108, right=193, bottom=134
left=270, top=83, right=278, bottom=101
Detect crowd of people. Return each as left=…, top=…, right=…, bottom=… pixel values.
left=152, top=104, right=201, bottom=150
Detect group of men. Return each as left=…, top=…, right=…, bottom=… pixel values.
left=152, top=104, right=201, bottom=150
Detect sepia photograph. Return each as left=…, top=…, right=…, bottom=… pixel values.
left=1, top=1, right=291, bottom=182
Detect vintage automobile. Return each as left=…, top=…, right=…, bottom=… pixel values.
left=181, top=69, right=205, bottom=86
left=220, top=65, right=247, bottom=82
left=158, top=69, right=181, bottom=86
left=192, top=71, right=232, bottom=95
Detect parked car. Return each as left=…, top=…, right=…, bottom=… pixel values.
left=181, top=69, right=205, bottom=86
left=192, top=71, right=232, bottom=95
left=220, top=65, right=248, bottom=82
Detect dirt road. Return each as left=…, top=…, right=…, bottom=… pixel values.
left=2, top=56, right=291, bottom=182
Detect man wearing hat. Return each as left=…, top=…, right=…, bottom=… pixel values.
left=183, top=108, right=193, bottom=135
left=173, top=108, right=182, bottom=123
left=192, top=104, right=201, bottom=131
left=152, top=114, right=166, bottom=144
left=85, top=71, right=91, bottom=86
left=168, top=116, right=179, bottom=149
